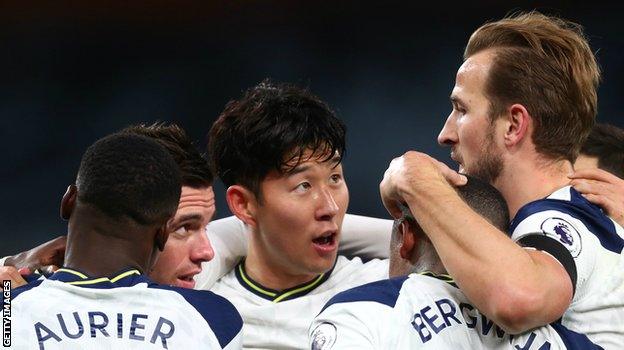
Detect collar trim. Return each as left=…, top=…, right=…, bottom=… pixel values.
left=235, top=260, right=335, bottom=303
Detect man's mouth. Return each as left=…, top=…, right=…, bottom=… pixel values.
left=175, top=271, right=200, bottom=288
left=312, top=231, right=338, bottom=254
left=312, top=231, right=336, bottom=245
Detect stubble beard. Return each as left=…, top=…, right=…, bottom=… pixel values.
left=465, top=124, right=503, bottom=185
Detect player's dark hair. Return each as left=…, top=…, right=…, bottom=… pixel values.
left=208, top=80, right=346, bottom=198
left=580, top=123, right=624, bottom=178
left=122, top=122, right=214, bottom=188
left=400, top=175, right=509, bottom=233
left=76, top=133, right=181, bottom=226
left=456, top=175, right=510, bottom=232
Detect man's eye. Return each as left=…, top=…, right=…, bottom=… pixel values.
left=174, top=226, right=189, bottom=235
left=294, top=182, right=311, bottom=193
left=330, top=174, right=342, bottom=183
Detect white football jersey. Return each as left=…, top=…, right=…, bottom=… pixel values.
left=9, top=267, right=243, bottom=350
left=311, top=272, right=602, bottom=349
left=210, top=256, right=388, bottom=350
left=195, top=215, right=393, bottom=291
left=510, top=186, right=624, bottom=348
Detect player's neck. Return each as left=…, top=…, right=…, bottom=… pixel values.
left=64, top=207, right=153, bottom=277
left=495, top=153, right=573, bottom=218
left=245, top=244, right=319, bottom=291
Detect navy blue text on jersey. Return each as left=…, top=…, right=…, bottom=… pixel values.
left=34, top=311, right=175, bottom=350
left=411, top=298, right=551, bottom=349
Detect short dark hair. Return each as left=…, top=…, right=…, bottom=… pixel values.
left=580, top=123, right=624, bottom=178
left=400, top=175, right=509, bottom=233
left=456, top=175, right=510, bottom=232
left=122, top=123, right=214, bottom=188
left=76, top=133, right=181, bottom=225
left=208, top=80, right=346, bottom=197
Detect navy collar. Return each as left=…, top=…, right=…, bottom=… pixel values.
left=235, top=259, right=336, bottom=303
left=48, top=266, right=151, bottom=288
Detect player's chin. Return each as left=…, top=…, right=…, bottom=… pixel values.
left=307, top=252, right=337, bottom=274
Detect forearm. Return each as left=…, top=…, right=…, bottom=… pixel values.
left=404, top=183, right=569, bottom=332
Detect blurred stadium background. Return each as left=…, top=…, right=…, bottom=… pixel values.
left=1, top=1, right=622, bottom=255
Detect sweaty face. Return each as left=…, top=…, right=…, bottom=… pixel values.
left=150, top=186, right=216, bottom=288
left=252, top=151, right=349, bottom=279
left=438, top=50, right=504, bottom=184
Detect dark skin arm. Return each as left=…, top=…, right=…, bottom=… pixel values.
left=4, top=235, right=67, bottom=271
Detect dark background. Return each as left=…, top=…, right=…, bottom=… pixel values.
left=2, top=1, right=623, bottom=256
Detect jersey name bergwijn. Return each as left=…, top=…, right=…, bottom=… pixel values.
left=34, top=311, right=175, bottom=350
left=412, top=298, right=552, bottom=349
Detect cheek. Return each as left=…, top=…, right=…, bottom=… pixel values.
left=335, top=188, right=349, bottom=215
left=459, top=122, right=486, bottom=153
left=153, top=241, right=185, bottom=275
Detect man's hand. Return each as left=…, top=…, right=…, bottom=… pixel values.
left=0, top=266, right=28, bottom=289
left=569, top=168, right=624, bottom=226
left=4, top=235, right=67, bottom=271
left=379, top=151, right=467, bottom=219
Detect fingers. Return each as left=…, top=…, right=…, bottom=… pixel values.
left=569, top=168, right=621, bottom=184
left=570, top=180, right=608, bottom=196
left=435, top=160, right=467, bottom=186
left=0, top=266, right=28, bottom=288
left=17, top=267, right=32, bottom=276
left=381, top=196, right=404, bottom=220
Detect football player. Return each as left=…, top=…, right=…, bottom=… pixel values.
left=10, top=132, right=242, bottom=349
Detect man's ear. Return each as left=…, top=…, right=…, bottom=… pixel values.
left=399, top=220, right=416, bottom=260
left=503, top=103, right=531, bottom=148
left=60, top=185, right=77, bottom=220
left=226, top=185, right=259, bottom=229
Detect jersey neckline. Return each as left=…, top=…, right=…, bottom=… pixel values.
left=48, top=266, right=149, bottom=288
left=234, top=258, right=336, bottom=303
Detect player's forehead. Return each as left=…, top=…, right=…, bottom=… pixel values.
left=174, top=186, right=216, bottom=221
left=453, top=50, right=494, bottom=99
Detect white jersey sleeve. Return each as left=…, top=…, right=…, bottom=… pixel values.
left=509, top=186, right=624, bottom=348
left=339, top=214, right=392, bottom=260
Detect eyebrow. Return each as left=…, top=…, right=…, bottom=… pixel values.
left=287, top=154, right=342, bottom=176
left=288, top=164, right=311, bottom=176
left=174, top=214, right=204, bottom=224
left=450, top=95, right=465, bottom=107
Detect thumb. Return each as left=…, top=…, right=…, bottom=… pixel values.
left=436, top=160, right=467, bottom=186
left=18, top=267, right=32, bottom=276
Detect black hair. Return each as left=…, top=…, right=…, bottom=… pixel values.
left=456, top=175, right=510, bottom=232
left=580, top=123, right=624, bottom=178
left=76, top=133, right=181, bottom=225
left=208, top=80, right=346, bottom=197
left=400, top=175, right=509, bottom=233
left=121, top=123, right=214, bottom=188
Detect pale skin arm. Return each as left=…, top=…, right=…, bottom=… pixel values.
left=569, top=168, right=624, bottom=227
left=0, top=266, right=28, bottom=288
left=380, top=151, right=572, bottom=334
